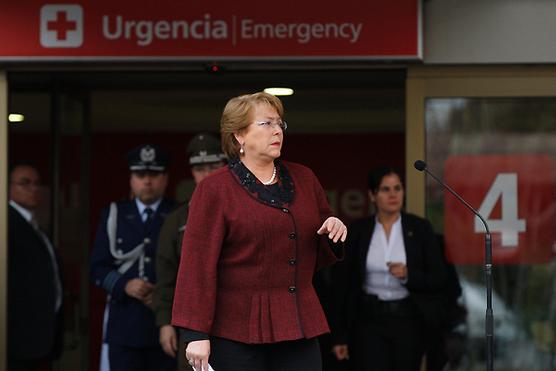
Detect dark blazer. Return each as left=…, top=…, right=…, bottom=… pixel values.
left=331, top=212, right=448, bottom=345
left=90, top=198, right=176, bottom=347
left=8, top=204, right=63, bottom=360
left=172, top=161, right=342, bottom=344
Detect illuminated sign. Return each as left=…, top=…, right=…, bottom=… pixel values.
left=1, top=0, right=421, bottom=60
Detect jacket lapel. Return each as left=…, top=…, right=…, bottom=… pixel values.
left=358, top=217, right=375, bottom=282
left=122, top=200, right=145, bottom=235
left=9, top=204, right=49, bottom=248
left=401, top=213, right=417, bottom=267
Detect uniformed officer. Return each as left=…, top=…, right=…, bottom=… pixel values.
left=153, top=133, right=226, bottom=370
left=91, top=144, right=177, bottom=371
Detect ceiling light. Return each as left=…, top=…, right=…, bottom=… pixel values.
left=264, top=87, right=294, bottom=96
left=8, top=113, right=24, bottom=123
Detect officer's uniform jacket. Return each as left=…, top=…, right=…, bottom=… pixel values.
left=91, top=198, right=176, bottom=347
left=172, top=159, right=343, bottom=344
left=153, top=203, right=192, bottom=371
left=153, top=203, right=188, bottom=327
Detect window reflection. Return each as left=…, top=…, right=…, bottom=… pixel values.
left=426, top=97, right=556, bottom=370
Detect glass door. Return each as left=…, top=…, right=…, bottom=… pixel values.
left=406, top=66, right=556, bottom=371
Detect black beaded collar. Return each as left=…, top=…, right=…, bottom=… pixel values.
left=228, top=157, right=295, bottom=207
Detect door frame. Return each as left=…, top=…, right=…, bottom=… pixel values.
left=405, top=65, right=556, bottom=216
left=0, top=70, right=7, bottom=371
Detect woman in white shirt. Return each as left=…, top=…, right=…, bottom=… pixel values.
left=330, top=166, right=448, bottom=371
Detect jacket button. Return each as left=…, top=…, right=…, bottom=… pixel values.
left=282, top=208, right=289, bottom=213
left=288, top=233, right=296, bottom=240
left=144, top=238, right=151, bottom=244
left=289, top=259, right=296, bottom=266
left=144, top=257, right=151, bottom=263
left=288, top=286, right=296, bottom=293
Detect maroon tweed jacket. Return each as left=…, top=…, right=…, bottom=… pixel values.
left=171, top=160, right=342, bottom=344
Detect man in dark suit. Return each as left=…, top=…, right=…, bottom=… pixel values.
left=90, top=144, right=177, bottom=371
left=8, top=162, right=64, bottom=371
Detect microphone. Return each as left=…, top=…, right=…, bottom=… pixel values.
left=413, top=160, right=489, bottom=232
left=414, top=159, right=426, bottom=172
left=413, top=159, right=494, bottom=371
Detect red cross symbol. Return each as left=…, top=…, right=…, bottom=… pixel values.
left=47, top=11, right=77, bottom=41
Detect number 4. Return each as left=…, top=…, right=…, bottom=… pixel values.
left=474, top=173, right=526, bottom=248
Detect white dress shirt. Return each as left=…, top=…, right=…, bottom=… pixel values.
left=363, top=215, right=409, bottom=301
left=9, top=200, right=63, bottom=312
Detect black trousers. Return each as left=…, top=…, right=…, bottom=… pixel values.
left=109, top=344, right=176, bottom=371
left=209, top=336, right=322, bottom=371
left=7, top=358, right=46, bottom=371
left=350, top=295, right=425, bottom=371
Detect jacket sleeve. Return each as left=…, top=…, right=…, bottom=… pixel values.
left=153, top=209, right=182, bottom=327
left=313, top=171, right=345, bottom=270
left=171, top=181, right=226, bottom=334
left=89, top=206, right=128, bottom=302
left=405, top=218, right=448, bottom=293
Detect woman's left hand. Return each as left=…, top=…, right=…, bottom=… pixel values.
left=317, top=217, right=347, bottom=243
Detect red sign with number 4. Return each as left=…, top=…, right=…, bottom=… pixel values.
left=444, top=155, right=555, bottom=264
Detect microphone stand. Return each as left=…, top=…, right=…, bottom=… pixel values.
left=416, top=162, right=494, bottom=371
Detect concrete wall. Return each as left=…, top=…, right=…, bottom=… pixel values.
left=425, top=0, right=556, bottom=63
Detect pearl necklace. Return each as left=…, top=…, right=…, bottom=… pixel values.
left=262, top=166, right=277, bottom=185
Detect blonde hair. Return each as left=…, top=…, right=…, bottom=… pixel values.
left=220, top=92, right=284, bottom=158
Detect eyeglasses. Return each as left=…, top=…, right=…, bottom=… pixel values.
left=10, top=180, right=42, bottom=189
left=254, top=120, right=287, bottom=131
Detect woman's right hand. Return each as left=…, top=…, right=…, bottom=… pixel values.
left=159, top=325, right=177, bottom=357
left=332, top=344, right=349, bottom=360
left=186, top=340, right=210, bottom=371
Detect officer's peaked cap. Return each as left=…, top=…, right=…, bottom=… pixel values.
left=187, top=133, right=226, bottom=165
left=127, top=144, right=169, bottom=172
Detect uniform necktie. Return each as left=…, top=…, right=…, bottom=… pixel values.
left=144, top=207, right=154, bottom=223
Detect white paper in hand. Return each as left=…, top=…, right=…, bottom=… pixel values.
left=192, top=364, right=216, bottom=371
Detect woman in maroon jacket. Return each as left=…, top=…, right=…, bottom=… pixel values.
left=171, top=92, right=347, bottom=371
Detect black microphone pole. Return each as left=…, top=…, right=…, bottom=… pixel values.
left=414, top=160, right=494, bottom=371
